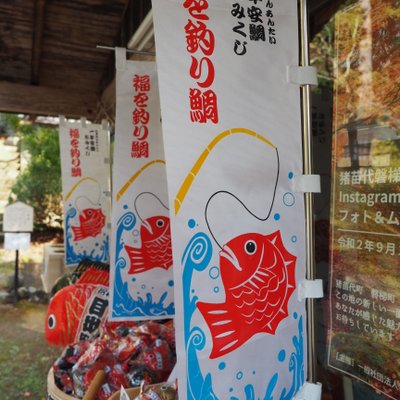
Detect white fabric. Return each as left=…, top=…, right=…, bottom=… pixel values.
left=59, top=120, right=111, bottom=267
left=152, top=1, right=307, bottom=399
left=109, top=59, right=174, bottom=321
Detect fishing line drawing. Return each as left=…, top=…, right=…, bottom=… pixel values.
left=66, top=177, right=106, bottom=241
left=116, top=160, right=173, bottom=274
left=125, top=192, right=173, bottom=274
left=176, top=127, right=297, bottom=358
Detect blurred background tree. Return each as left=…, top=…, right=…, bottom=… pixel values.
left=2, top=113, right=63, bottom=229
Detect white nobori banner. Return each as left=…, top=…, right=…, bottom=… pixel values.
left=59, top=119, right=111, bottom=267
left=109, top=50, right=174, bottom=320
left=152, top=1, right=307, bottom=399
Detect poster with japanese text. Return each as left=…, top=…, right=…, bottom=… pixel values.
left=152, top=1, right=307, bottom=399
left=109, top=53, right=174, bottom=320
left=328, top=1, right=400, bottom=398
left=59, top=119, right=111, bottom=267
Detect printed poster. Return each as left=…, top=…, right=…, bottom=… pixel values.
left=109, top=51, right=174, bottom=320
left=59, top=119, right=111, bottom=267
left=328, top=1, right=400, bottom=398
left=152, top=1, right=307, bottom=399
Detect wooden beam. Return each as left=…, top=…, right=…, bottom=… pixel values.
left=0, top=81, right=97, bottom=118
left=31, top=0, right=46, bottom=85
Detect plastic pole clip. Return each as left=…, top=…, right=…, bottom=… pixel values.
left=293, top=174, right=321, bottom=193
left=293, top=382, right=322, bottom=400
left=101, top=119, right=110, bottom=131
left=115, top=47, right=127, bottom=71
left=298, top=279, right=323, bottom=301
left=287, top=66, right=318, bottom=86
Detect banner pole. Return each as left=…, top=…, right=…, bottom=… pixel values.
left=299, top=0, right=317, bottom=384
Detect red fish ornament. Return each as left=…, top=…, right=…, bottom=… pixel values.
left=45, top=268, right=109, bottom=346
left=125, top=216, right=173, bottom=274
left=197, top=230, right=296, bottom=359
left=71, top=208, right=106, bottom=241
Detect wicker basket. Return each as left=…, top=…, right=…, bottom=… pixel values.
left=48, top=368, right=145, bottom=400
left=108, top=387, right=141, bottom=400
left=47, top=368, right=78, bottom=400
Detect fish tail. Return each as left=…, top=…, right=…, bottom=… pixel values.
left=77, top=269, right=109, bottom=286
left=197, top=301, right=244, bottom=359
left=71, top=225, right=84, bottom=241
left=125, top=245, right=149, bottom=274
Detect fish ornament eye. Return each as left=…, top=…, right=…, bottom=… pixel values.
left=161, top=384, right=168, bottom=391
left=244, top=240, right=257, bottom=255
left=156, top=219, right=165, bottom=228
left=87, top=210, right=93, bottom=216
left=48, top=314, right=56, bottom=330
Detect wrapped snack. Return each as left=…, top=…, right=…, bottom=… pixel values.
left=54, top=371, right=74, bottom=395
left=97, top=383, right=118, bottom=400
left=139, top=339, right=175, bottom=381
left=126, top=363, right=159, bottom=387
left=133, top=382, right=178, bottom=400
left=83, top=361, right=112, bottom=389
left=73, top=339, right=111, bottom=371
left=107, top=364, right=130, bottom=389
left=52, top=320, right=176, bottom=397
left=115, top=334, right=143, bottom=362
left=101, top=320, right=140, bottom=340
left=72, top=369, right=86, bottom=399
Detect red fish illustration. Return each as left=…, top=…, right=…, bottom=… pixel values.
left=125, top=216, right=173, bottom=274
left=45, top=267, right=109, bottom=346
left=197, top=230, right=296, bottom=359
left=71, top=208, right=106, bottom=241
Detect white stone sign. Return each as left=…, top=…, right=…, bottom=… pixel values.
left=3, top=202, right=34, bottom=232
left=4, top=232, right=31, bottom=250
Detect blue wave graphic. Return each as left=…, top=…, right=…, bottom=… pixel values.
left=111, top=211, right=175, bottom=318
left=182, top=233, right=217, bottom=400
left=182, top=230, right=305, bottom=400
left=65, top=207, right=109, bottom=265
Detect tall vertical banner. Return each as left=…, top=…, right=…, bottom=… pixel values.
left=329, top=1, right=400, bottom=398
left=109, top=51, right=174, bottom=320
left=152, top=1, right=307, bottom=399
left=59, top=119, right=111, bottom=267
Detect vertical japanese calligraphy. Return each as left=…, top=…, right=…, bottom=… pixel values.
left=59, top=120, right=111, bottom=267
left=231, top=0, right=277, bottom=57
left=184, top=0, right=218, bottom=123
left=69, top=128, right=81, bottom=177
left=132, top=74, right=151, bottom=158
left=328, top=1, right=400, bottom=398
left=110, top=54, right=174, bottom=321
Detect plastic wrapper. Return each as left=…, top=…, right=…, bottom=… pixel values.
left=73, top=339, right=110, bottom=371
left=115, top=335, right=143, bottom=362
left=107, top=364, right=129, bottom=388
left=138, top=339, right=175, bottom=382
left=52, top=320, right=176, bottom=399
left=126, top=363, right=159, bottom=387
left=133, top=382, right=178, bottom=400
left=97, top=383, right=117, bottom=400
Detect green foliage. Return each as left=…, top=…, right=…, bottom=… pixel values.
left=0, top=113, right=20, bottom=134
left=10, top=123, right=62, bottom=228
